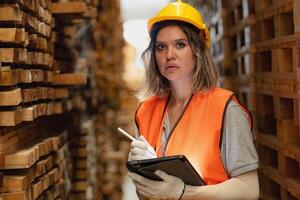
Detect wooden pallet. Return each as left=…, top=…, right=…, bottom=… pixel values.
left=254, top=73, right=297, bottom=97
left=253, top=0, right=297, bottom=42
left=258, top=141, right=300, bottom=199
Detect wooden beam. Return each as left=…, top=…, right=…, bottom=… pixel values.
left=0, top=98, right=83, bottom=126
left=46, top=132, right=67, bottom=151
left=0, top=103, right=55, bottom=127
left=0, top=48, right=27, bottom=63
left=53, top=73, right=87, bottom=85
left=0, top=5, right=23, bottom=23
left=44, top=155, right=54, bottom=171
left=3, top=145, right=39, bottom=169
left=32, top=179, right=43, bottom=199
left=2, top=138, right=56, bottom=170
left=0, top=68, right=53, bottom=86
left=2, top=174, right=30, bottom=192
left=27, top=52, right=52, bottom=67
left=0, top=109, right=23, bottom=127
left=0, top=118, right=68, bottom=161
left=0, top=28, right=27, bottom=45
left=0, top=87, right=55, bottom=106
left=51, top=2, right=87, bottom=15
left=0, top=88, right=22, bottom=106
left=54, top=88, right=69, bottom=99
left=0, top=189, right=31, bottom=200
left=22, top=103, right=52, bottom=121
left=21, top=87, right=54, bottom=103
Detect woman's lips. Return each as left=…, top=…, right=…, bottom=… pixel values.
left=165, top=64, right=179, bottom=70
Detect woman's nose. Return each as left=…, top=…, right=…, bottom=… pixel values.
left=166, top=47, right=175, bottom=60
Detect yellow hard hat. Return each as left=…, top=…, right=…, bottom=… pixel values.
left=147, top=0, right=210, bottom=47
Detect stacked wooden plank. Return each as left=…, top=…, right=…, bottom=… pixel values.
left=0, top=0, right=54, bottom=127
left=208, top=1, right=225, bottom=78
left=51, top=0, right=92, bottom=117
left=96, top=120, right=126, bottom=200
left=0, top=1, right=96, bottom=199
left=0, top=0, right=87, bottom=127
left=53, top=131, right=73, bottom=199
left=187, top=1, right=225, bottom=80
left=0, top=131, right=70, bottom=200
left=187, top=0, right=255, bottom=110
left=92, top=0, right=127, bottom=199
left=249, top=0, right=300, bottom=199
left=0, top=0, right=127, bottom=199
left=70, top=119, right=99, bottom=200
left=220, top=0, right=256, bottom=111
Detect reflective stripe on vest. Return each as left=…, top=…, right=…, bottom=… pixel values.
left=135, top=88, right=252, bottom=185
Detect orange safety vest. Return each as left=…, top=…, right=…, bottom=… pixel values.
left=135, top=88, right=252, bottom=185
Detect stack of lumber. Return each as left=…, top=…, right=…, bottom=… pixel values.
left=0, top=131, right=70, bottom=200
left=93, top=0, right=128, bottom=199
left=220, top=0, right=255, bottom=112
left=249, top=0, right=300, bottom=199
left=0, top=0, right=54, bottom=127
left=0, top=0, right=129, bottom=199
left=187, top=1, right=225, bottom=78
left=0, top=0, right=87, bottom=127
left=96, top=117, right=127, bottom=200
left=70, top=118, right=99, bottom=200
left=0, top=0, right=97, bottom=199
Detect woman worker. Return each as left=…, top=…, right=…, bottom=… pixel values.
left=128, top=1, right=259, bottom=199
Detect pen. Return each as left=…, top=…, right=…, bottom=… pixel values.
left=117, top=127, right=137, bottom=142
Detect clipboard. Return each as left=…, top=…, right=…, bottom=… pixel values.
left=126, top=155, right=206, bottom=186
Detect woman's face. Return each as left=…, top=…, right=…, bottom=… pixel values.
left=155, top=25, right=196, bottom=83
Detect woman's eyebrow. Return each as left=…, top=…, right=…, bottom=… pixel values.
left=156, top=38, right=188, bottom=43
left=174, top=38, right=188, bottom=42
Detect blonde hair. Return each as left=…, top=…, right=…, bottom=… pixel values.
left=139, top=20, right=218, bottom=100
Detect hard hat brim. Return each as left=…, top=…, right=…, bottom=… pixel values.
left=148, top=17, right=210, bottom=48
left=147, top=16, right=205, bottom=32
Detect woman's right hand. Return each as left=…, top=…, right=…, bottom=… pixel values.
left=128, top=135, right=157, bottom=161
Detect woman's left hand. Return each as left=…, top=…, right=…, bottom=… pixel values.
left=128, top=170, right=185, bottom=199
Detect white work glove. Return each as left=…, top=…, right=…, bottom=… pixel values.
left=128, top=135, right=157, bottom=161
left=128, top=170, right=185, bottom=199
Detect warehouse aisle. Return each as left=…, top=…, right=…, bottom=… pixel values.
left=1, top=0, right=300, bottom=199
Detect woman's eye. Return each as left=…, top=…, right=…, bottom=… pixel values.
left=155, top=44, right=165, bottom=51
left=176, top=42, right=186, bottom=48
